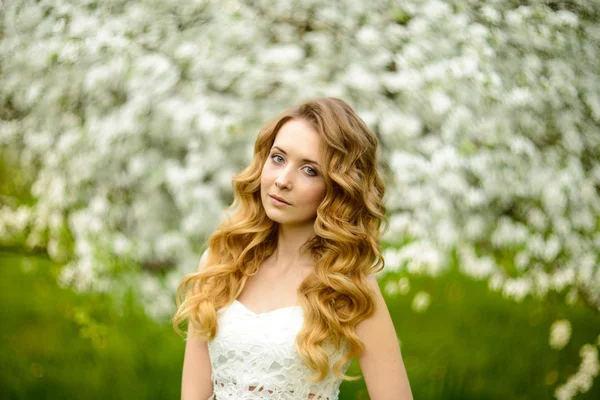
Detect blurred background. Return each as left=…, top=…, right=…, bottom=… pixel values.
left=1, top=0, right=599, bottom=399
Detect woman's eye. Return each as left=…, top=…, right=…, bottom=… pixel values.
left=304, top=167, right=318, bottom=176
left=271, top=154, right=318, bottom=177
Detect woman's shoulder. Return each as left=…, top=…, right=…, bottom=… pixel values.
left=198, top=248, right=210, bottom=271
left=364, top=274, right=380, bottom=292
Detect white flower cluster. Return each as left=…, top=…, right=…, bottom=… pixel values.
left=411, top=291, right=431, bottom=313
left=378, top=0, right=600, bottom=314
left=1, top=0, right=599, bottom=326
left=383, top=277, right=410, bottom=297
left=549, top=319, right=572, bottom=350
left=554, top=341, right=600, bottom=400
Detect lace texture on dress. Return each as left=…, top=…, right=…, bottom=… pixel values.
left=207, top=300, right=351, bottom=400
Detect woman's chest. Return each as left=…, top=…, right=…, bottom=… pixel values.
left=209, top=301, right=306, bottom=372
left=237, top=266, right=309, bottom=313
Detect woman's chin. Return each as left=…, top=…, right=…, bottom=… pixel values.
left=265, top=212, right=288, bottom=224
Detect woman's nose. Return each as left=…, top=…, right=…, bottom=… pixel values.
left=275, top=168, right=293, bottom=190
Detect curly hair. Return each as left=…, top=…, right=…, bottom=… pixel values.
left=173, top=97, right=388, bottom=382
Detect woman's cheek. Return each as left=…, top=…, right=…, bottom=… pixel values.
left=309, top=185, right=326, bottom=203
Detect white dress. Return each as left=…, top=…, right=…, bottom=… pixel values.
left=207, top=300, right=351, bottom=399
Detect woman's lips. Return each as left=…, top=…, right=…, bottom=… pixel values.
left=269, top=194, right=291, bottom=206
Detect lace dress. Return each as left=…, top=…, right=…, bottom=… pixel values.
left=206, top=300, right=351, bottom=399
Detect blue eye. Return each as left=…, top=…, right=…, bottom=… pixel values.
left=304, top=166, right=318, bottom=176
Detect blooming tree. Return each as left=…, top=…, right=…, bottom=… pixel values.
left=1, top=0, right=599, bottom=397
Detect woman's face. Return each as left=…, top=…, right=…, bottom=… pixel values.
left=260, top=118, right=326, bottom=226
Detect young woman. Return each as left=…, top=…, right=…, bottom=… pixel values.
left=173, top=97, right=413, bottom=400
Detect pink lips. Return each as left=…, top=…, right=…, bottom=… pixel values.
left=269, top=194, right=291, bottom=205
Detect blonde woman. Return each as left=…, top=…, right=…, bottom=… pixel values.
left=173, top=98, right=413, bottom=400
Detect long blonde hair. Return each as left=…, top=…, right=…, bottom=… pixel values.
left=173, top=97, right=388, bottom=381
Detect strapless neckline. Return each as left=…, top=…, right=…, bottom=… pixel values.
left=209, top=298, right=348, bottom=399
left=232, top=299, right=302, bottom=316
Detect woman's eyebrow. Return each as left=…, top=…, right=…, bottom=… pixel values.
left=271, top=146, right=321, bottom=167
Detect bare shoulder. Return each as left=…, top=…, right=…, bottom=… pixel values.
left=364, top=274, right=385, bottom=307
left=356, top=274, right=414, bottom=399
left=365, top=274, right=380, bottom=292
left=181, top=246, right=215, bottom=399
left=198, top=248, right=210, bottom=271
left=356, top=273, right=393, bottom=347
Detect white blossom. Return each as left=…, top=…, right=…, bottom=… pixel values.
left=262, top=45, right=305, bottom=66
left=554, top=344, right=599, bottom=400
left=429, top=90, right=452, bottom=114
left=502, top=277, right=532, bottom=302
left=397, top=277, right=410, bottom=295
left=384, top=280, right=399, bottom=297
left=549, top=319, right=572, bottom=350
left=411, top=291, right=431, bottom=313
left=0, top=0, right=597, bottom=339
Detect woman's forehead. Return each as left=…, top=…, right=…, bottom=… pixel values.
left=272, top=119, right=324, bottom=164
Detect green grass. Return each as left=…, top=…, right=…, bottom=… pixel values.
left=0, top=251, right=182, bottom=400
left=342, top=270, right=600, bottom=400
left=0, top=250, right=598, bottom=400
